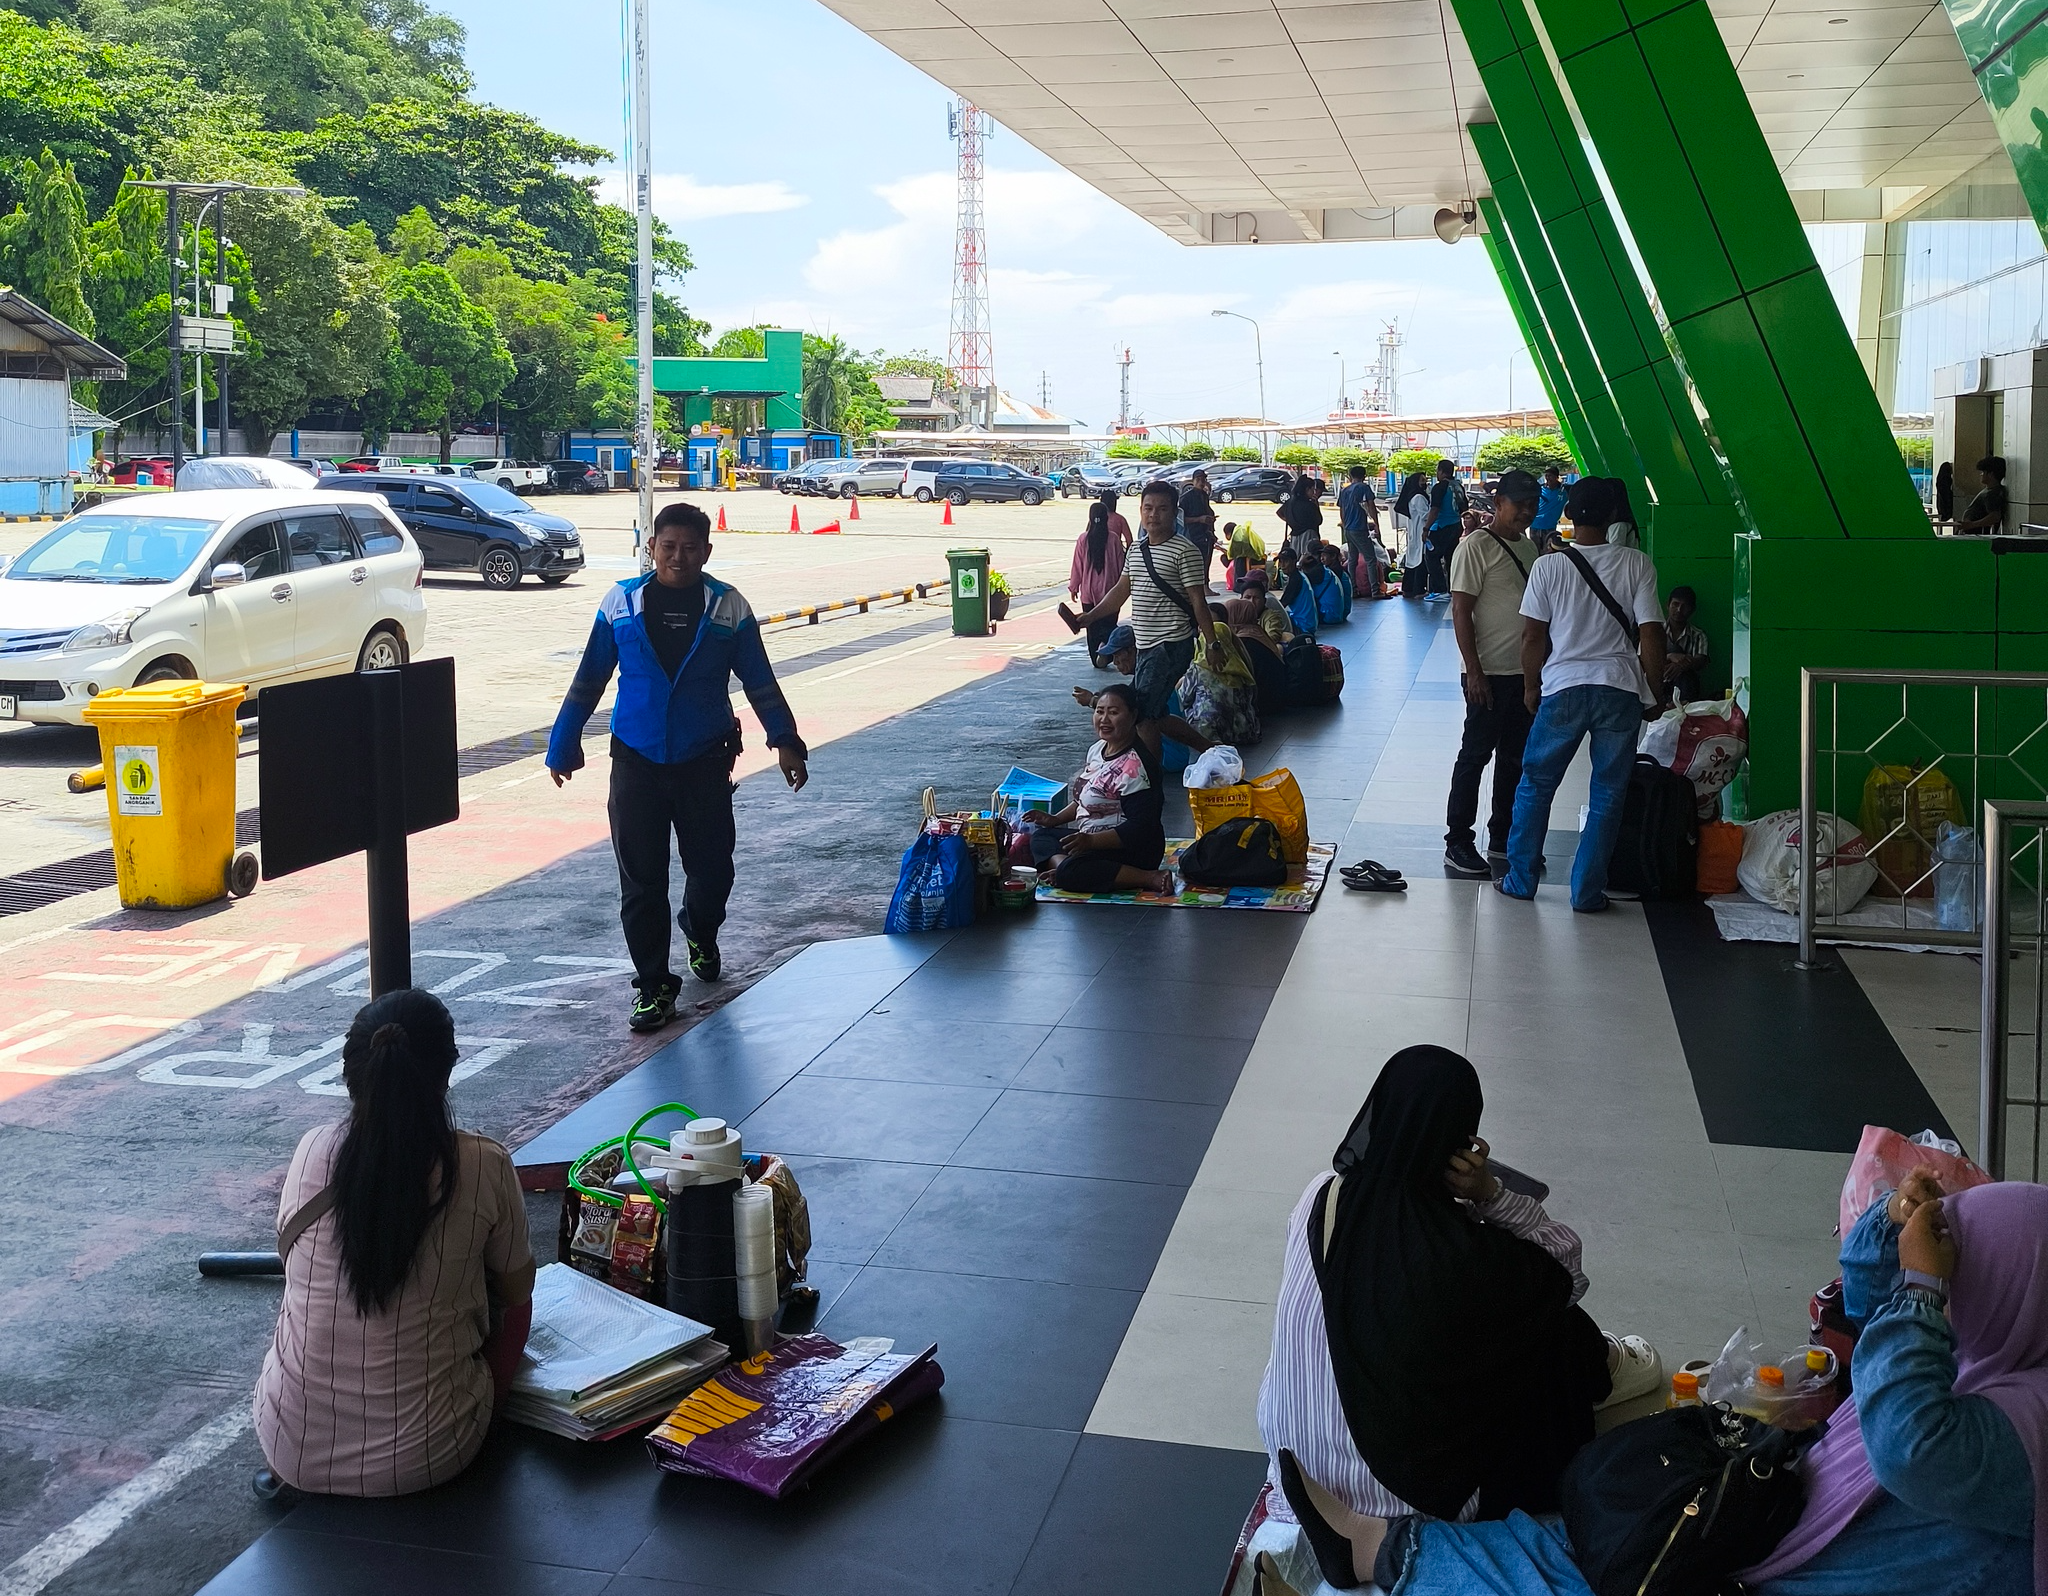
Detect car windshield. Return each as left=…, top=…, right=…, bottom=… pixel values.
left=5, top=514, right=220, bottom=583
left=462, top=482, right=533, bottom=512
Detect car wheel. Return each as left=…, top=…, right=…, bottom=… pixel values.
left=356, top=626, right=407, bottom=672
left=839, top=485, right=857, bottom=500
left=136, top=657, right=195, bottom=685
left=479, top=545, right=523, bottom=590
left=947, top=488, right=969, bottom=506
left=1217, top=490, right=1234, bottom=503
left=1020, top=488, right=1043, bottom=506
left=914, top=486, right=933, bottom=503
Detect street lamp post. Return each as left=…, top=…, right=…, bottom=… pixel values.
left=1212, top=309, right=1266, bottom=462
left=1506, top=347, right=1527, bottom=418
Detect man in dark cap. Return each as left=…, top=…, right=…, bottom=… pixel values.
left=1442, top=467, right=1542, bottom=878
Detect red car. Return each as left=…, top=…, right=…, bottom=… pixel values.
left=110, top=457, right=173, bottom=486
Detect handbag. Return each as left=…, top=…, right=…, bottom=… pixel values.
left=1559, top=1403, right=1813, bottom=1596
left=1178, top=816, right=1287, bottom=887
left=884, top=798, right=976, bottom=932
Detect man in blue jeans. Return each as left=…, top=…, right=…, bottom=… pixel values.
left=1496, top=477, right=1666, bottom=912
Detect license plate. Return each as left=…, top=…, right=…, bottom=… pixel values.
left=0, top=695, right=15, bottom=718
left=561, top=550, right=583, bottom=563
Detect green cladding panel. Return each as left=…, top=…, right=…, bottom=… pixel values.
left=1924, top=0, right=2048, bottom=248
left=1526, top=0, right=1929, bottom=544
left=650, top=328, right=805, bottom=431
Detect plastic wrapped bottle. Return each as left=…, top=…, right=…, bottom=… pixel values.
left=1666, top=1370, right=1702, bottom=1408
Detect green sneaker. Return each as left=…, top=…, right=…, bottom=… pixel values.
left=686, top=936, right=721, bottom=983
left=628, top=976, right=681, bottom=1032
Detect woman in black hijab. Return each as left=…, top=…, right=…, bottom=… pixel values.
left=1262, top=1047, right=1642, bottom=1589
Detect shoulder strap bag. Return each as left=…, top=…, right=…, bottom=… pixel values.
left=278, top=1184, right=338, bottom=1259
left=1559, top=544, right=1659, bottom=713
left=1137, top=538, right=1197, bottom=622
left=1482, top=529, right=1531, bottom=583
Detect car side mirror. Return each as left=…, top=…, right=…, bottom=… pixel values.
left=461, top=506, right=479, bottom=519
left=208, top=562, right=248, bottom=589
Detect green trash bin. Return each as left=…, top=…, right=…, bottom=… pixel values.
left=947, top=547, right=991, bottom=636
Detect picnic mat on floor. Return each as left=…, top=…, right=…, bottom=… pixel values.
left=1705, top=890, right=1971, bottom=955
left=1034, top=841, right=1333, bottom=912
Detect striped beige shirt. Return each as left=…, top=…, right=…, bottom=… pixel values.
left=254, top=1125, right=535, bottom=1496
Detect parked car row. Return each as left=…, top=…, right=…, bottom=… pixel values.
left=105, top=456, right=604, bottom=494
left=314, top=474, right=584, bottom=590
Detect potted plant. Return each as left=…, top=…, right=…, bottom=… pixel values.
left=988, top=569, right=1013, bottom=621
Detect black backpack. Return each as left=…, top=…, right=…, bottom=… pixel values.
left=1607, top=756, right=1699, bottom=899
left=1179, top=818, right=1288, bottom=887
left=1560, top=1405, right=1811, bottom=1596
left=1282, top=635, right=1331, bottom=706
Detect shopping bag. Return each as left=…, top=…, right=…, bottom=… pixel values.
left=1736, top=809, right=1877, bottom=916
left=1837, top=1123, right=1990, bottom=1238
left=646, top=1333, right=945, bottom=1498
left=1247, top=767, right=1310, bottom=866
left=884, top=831, right=975, bottom=932
left=1188, top=781, right=1254, bottom=839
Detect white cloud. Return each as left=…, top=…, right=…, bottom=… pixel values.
left=594, top=172, right=809, bottom=222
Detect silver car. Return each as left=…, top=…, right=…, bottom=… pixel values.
left=813, top=457, right=908, bottom=499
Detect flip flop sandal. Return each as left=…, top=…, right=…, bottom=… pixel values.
left=1342, top=864, right=1407, bottom=892
left=1339, top=857, right=1403, bottom=879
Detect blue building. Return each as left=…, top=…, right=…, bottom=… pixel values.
left=0, top=291, right=125, bottom=516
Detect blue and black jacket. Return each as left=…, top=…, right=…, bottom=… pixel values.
left=546, top=572, right=802, bottom=773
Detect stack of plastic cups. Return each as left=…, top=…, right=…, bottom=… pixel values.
left=664, top=1119, right=744, bottom=1353
left=733, top=1182, right=778, bottom=1355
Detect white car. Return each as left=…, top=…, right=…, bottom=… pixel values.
left=0, top=489, right=427, bottom=727
left=465, top=459, right=551, bottom=492
left=900, top=455, right=988, bottom=503
left=814, top=457, right=907, bottom=498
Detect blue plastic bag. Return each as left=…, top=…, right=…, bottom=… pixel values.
left=884, top=832, right=975, bottom=933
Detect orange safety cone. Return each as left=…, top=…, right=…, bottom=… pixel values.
left=847, top=495, right=860, bottom=521
left=941, top=498, right=953, bottom=526
left=789, top=505, right=802, bottom=533
left=715, top=504, right=726, bottom=531
left=812, top=520, right=841, bottom=535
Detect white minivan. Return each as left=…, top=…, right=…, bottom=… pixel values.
left=0, top=489, right=428, bottom=726
left=900, top=456, right=985, bottom=503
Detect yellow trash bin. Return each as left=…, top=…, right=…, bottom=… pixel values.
left=81, top=681, right=248, bottom=909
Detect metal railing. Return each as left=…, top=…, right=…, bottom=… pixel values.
left=1799, top=667, right=2048, bottom=963
left=1981, top=800, right=2047, bottom=1180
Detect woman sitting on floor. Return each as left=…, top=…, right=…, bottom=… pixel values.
left=254, top=988, right=535, bottom=1499
left=1278, top=1174, right=2046, bottom=1596
left=1258, top=1047, right=1662, bottom=1587
left=1021, top=682, right=1172, bottom=895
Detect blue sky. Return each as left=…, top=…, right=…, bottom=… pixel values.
left=441, top=0, right=1525, bottom=430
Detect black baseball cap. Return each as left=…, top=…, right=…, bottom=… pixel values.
left=1494, top=467, right=1541, bottom=506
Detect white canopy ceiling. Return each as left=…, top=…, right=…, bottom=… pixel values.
left=820, top=0, right=2001, bottom=241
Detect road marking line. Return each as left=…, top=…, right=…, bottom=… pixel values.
left=0, top=1406, right=251, bottom=1596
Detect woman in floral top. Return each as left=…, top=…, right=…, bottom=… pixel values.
left=1022, top=684, right=1171, bottom=894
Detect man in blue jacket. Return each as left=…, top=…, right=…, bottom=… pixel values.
left=547, top=502, right=808, bottom=1031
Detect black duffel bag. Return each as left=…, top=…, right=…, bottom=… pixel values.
left=1560, top=1404, right=1813, bottom=1596
left=1606, top=755, right=1699, bottom=899
left=1179, top=817, right=1288, bottom=888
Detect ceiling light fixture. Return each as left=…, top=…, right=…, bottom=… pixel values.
left=1255, top=105, right=1269, bottom=112
left=1787, top=71, right=1805, bottom=78
left=1827, top=15, right=1847, bottom=21
left=1219, top=56, right=1235, bottom=63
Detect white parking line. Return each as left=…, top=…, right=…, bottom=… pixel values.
left=0, top=1407, right=251, bottom=1596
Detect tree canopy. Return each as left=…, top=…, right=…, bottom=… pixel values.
left=1474, top=431, right=1573, bottom=474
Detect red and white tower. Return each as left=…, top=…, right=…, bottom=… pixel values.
left=947, top=99, right=994, bottom=429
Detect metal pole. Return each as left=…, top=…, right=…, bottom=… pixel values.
left=216, top=195, right=230, bottom=453
left=1797, top=667, right=1821, bottom=968
left=1981, top=801, right=2009, bottom=1177
left=630, top=0, right=656, bottom=566
left=193, top=207, right=206, bottom=457
left=167, top=185, right=183, bottom=476
left=1253, top=318, right=1267, bottom=463
left=365, top=669, right=412, bottom=996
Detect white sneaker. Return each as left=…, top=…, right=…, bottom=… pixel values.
left=1600, top=1333, right=1665, bottom=1407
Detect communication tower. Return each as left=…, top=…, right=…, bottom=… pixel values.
left=947, top=99, right=994, bottom=429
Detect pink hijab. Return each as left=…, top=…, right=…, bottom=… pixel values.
left=1740, top=1182, right=2048, bottom=1592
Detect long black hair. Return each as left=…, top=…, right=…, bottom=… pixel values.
left=1394, top=472, right=1427, bottom=517
left=332, top=988, right=461, bottom=1316
left=1084, top=498, right=1111, bottom=571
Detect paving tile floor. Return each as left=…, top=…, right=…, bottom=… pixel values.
left=199, top=597, right=1979, bottom=1596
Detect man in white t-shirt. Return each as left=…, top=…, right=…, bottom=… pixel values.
left=1496, top=476, right=1666, bottom=912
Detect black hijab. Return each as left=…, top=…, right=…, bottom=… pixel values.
left=1314, top=1047, right=1596, bottom=1519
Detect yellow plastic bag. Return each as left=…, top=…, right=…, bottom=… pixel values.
left=1188, top=782, right=1253, bottom=839
left=1247, top=768, right=1309, bottom=866
left=1858, top=764, right=1959, bottom=898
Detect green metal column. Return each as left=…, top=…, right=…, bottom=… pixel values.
left=1456, top=0, right=1731, bottom=523
left=1479, top=205, right=1598, bottom=473
left=1523, top=0, right=1926, bottom=544
left=1470, top=135, right=1640, bottom=492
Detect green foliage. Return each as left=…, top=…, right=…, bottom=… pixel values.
left=800, top=332, right=859, bottom=434
left=1141, top=442, right=1176, bottom=463
left=1897, top=433, right=1932, bottom=470
left=1217, top=444, right=1259, bottom=462
left=1475, top=431, right=1573, bottom=474
left=880, top=352, right=948, bottom=383
left=0, top=148, right=92, bottom=330
left=1105, top=437, right=1146, bottom=459
left=388, top=202, right=444, bottom=266
left=362, top=258, right=511, bottom=456
left=711, top=325, right=765, bottom=359
left=987, top=570, right=1012, bottom=596
left=1175, top=440, right=1215, bottom=461
left=1389, top=448, right=1440, bottom=479
left=1273, top=443, right=1319, bottom=468
left=1319, top=446, right=1385, bottom=477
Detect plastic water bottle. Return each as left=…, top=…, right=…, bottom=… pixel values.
left=1666, top=1370, right=1702, bottom=1408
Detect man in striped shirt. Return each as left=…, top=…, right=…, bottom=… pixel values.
left=1061, top=479, right=1221, bottom=756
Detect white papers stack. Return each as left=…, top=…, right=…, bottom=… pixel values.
left=504, top=1263, right=727, bottom=1441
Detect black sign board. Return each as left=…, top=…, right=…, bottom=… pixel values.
left=257, top=658, right=459, bottom=995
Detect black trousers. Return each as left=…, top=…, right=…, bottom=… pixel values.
left=1445, top=674, right=1533, bottom=853
left=609, top=741, right=737, bottom=992
left=1084, top=606, right=1121, bottom=665
left=1424, top=527, right=1457, bottom=594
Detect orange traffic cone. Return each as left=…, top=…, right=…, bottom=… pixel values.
left=941, top=498, right=953, bottom=526
left=847, top=495, right=860, bottom=521
left=812, top=520, right=841, bottom=535
left=790, top=505, right=802, bottom=533
left=715, top=504, right=726, bottom=531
